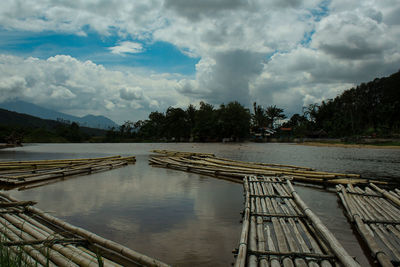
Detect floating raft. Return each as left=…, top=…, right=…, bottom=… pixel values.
left=337, top=183, right=400, bottom=267
left=0, top=193, right=169, bottom=267
left=149, top=150, right=382, bottom=186
left=234, top=176, right=360, bottom=267
left=151, top=149, right=215, bottom=157
left=0, top=155, right=136, bottom=189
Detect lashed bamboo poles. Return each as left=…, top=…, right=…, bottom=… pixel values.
left=150, top=152, right=380, bottom=185
left=0, top=155, right=136, bottom=188
left=286, top=180, right=359, bottom=267
left=151, top=149, right=215, bottom=157
left=235, top=175, right=359, bottom=267
left=0, top=193, right=170, bottom=267
left=149, top=156, right=245, bottom=183
left=203, top=156, right=360, bottom=178
left=235, top=177, right=251, bottom=267
left=337, top=184, right=400, bottom=267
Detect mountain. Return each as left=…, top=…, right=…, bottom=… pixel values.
left=0, top=108, right=107, bottom=138
left=0, top=100, right=119, bottom=129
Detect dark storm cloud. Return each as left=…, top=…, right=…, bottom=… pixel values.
left=202, top=50, right=264, bottom=105
left=164, top=0, right=247, bottom=21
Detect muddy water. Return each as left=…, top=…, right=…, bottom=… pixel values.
left=1, top=143, right=399, bottom=266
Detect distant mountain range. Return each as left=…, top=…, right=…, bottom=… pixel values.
left=0, top=100, right=119, bottom=130
left=0, top=108, right=107, bottom=141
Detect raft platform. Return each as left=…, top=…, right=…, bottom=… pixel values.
left=0, top=193, right=169, bottom=267
left=149, top=150, right=383, bottom=186
left=337, top=184, right=400, bottom=267
left=0, top=155, right=136, bottom=190
left=234, top=175, right=359, bottom=267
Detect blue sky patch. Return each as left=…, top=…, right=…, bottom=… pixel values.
left=0, top=28, right=199, bottom=75
left=311, top=0, right=330, bottom=22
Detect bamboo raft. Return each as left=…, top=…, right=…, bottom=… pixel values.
left=0, top=193, right=169, bottom=267
left=337, top=183, right=400, bottom=267
left=149, top=151, right=383, bottom=186
left=234, top=175, right=360, bottom=267
left=151, top=149, right=215, bottom=157
left=0, top=155, right=136, bottom=189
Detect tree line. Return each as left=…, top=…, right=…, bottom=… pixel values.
left=282, top=69, right=400, bottom=138
left=106, top=101, right=290, bottom=142
left=2, top=70, right=398, bottom=143
left=108, top=69, right=400, bottom=142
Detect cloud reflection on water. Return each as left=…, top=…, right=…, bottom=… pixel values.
left=9, top=155, right=243, bottom=266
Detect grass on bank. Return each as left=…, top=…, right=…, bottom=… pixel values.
left=0, top=242, right=37, bottom=267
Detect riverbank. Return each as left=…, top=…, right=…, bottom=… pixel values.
left=297, top=141, right=400, bottom=149
left=0, top=144, right=20, bottom=150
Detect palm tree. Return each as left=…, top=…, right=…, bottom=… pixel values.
left=252, top=102, right=268, bottom=129
left=265, top=105, right=286, bottom=129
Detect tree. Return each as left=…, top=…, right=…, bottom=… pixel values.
left=265, top=105, right=286, bottom=129
left=194, top=101, right=217, bottom=141
left=252, top=102, right=268, bottom=129
left=137, top=111, right=165, bottom=139
left=164, top=107, right=190, bottom=140
left=282, top=113, right=309, bottom=137
left=186, top=104, right=197, bottom=139
left=218, top=101, right=251, bottom=140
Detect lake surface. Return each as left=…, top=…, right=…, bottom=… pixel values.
left=1, top=143, right=400, bottom=266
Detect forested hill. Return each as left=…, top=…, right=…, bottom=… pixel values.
left=309, top=69, right=400, bottom=137
left=0, top=108, right=106, bottom=143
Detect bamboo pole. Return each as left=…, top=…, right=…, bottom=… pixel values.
left=234, top=177, right=250, bottom=267
left=204, top=157, right=360, bottom=178
left=0, top=155, right=121, bottom=166
left=181, top=157, right=338, bottom=179
left=287, top=181, right=360, bottom=267
left=259, top=182, right=281, bottom=267
left=0, top=219, right=56, bottom=266
left=151, top=150, right=215, bottom=157
left=16, top=213, right=111, bottom=266
left=0, top=193, right=170, bottom=267
left=370, top=183, right=400, bottom=208
left=338, top=185, right=393, bottom=267
left=0, top=161, right=129, bottom=188
left=3, top=213, right=100, bottom=266
left=201, top=156, right=314, bottom=170
left=150, top=155, right=380, bottom=186
left=0, top=216, right=75, bottom=267
left=247, top=180, right=258, bottom=267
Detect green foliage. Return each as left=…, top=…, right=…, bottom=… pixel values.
left=310, top=70, right=400, bottom=137
left=130, top=101, right=252, bottom=142
left=282, top=70, right=400, bottom=138
left=0, top=239, right=33, bottom=267
left=217, top=102, right=251, bottom=140
left=265, top=105, right=286, bottom=129
left=252, top=102, right=268, bottom=129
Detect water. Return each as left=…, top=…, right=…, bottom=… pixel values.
left=1, top=143, right=400, bottom=266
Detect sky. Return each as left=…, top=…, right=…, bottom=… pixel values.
left=0, top=0, right=399, bottom=124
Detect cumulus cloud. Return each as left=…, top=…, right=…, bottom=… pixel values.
left=0, top=0, right=399, bottom=119
left=120, top=87, right=143, bottom=100
left=0, top=54, right=188, bottom=123
left=109, top=41, right=144, bottom=55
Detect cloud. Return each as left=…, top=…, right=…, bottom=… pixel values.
left=163, top=0, right=246, bottom=21
left=0, top=54, right=189, bottom=123
left=0, top=0, right=399, bottom=120
left=120, top=87, right=143, bottom=100
left=109, top=41, right=144, bottom=55
left=312, top=11, right=392, bottom=60
left=0, top=75, right=27, bottom=101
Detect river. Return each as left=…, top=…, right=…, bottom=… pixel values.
left=1, top=143, right=400, bottom=266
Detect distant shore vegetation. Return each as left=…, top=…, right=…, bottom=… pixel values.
left=1, top=70, right=399, bottom=144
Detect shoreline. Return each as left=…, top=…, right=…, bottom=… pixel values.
left=297, top=141, right=400, bottom=149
